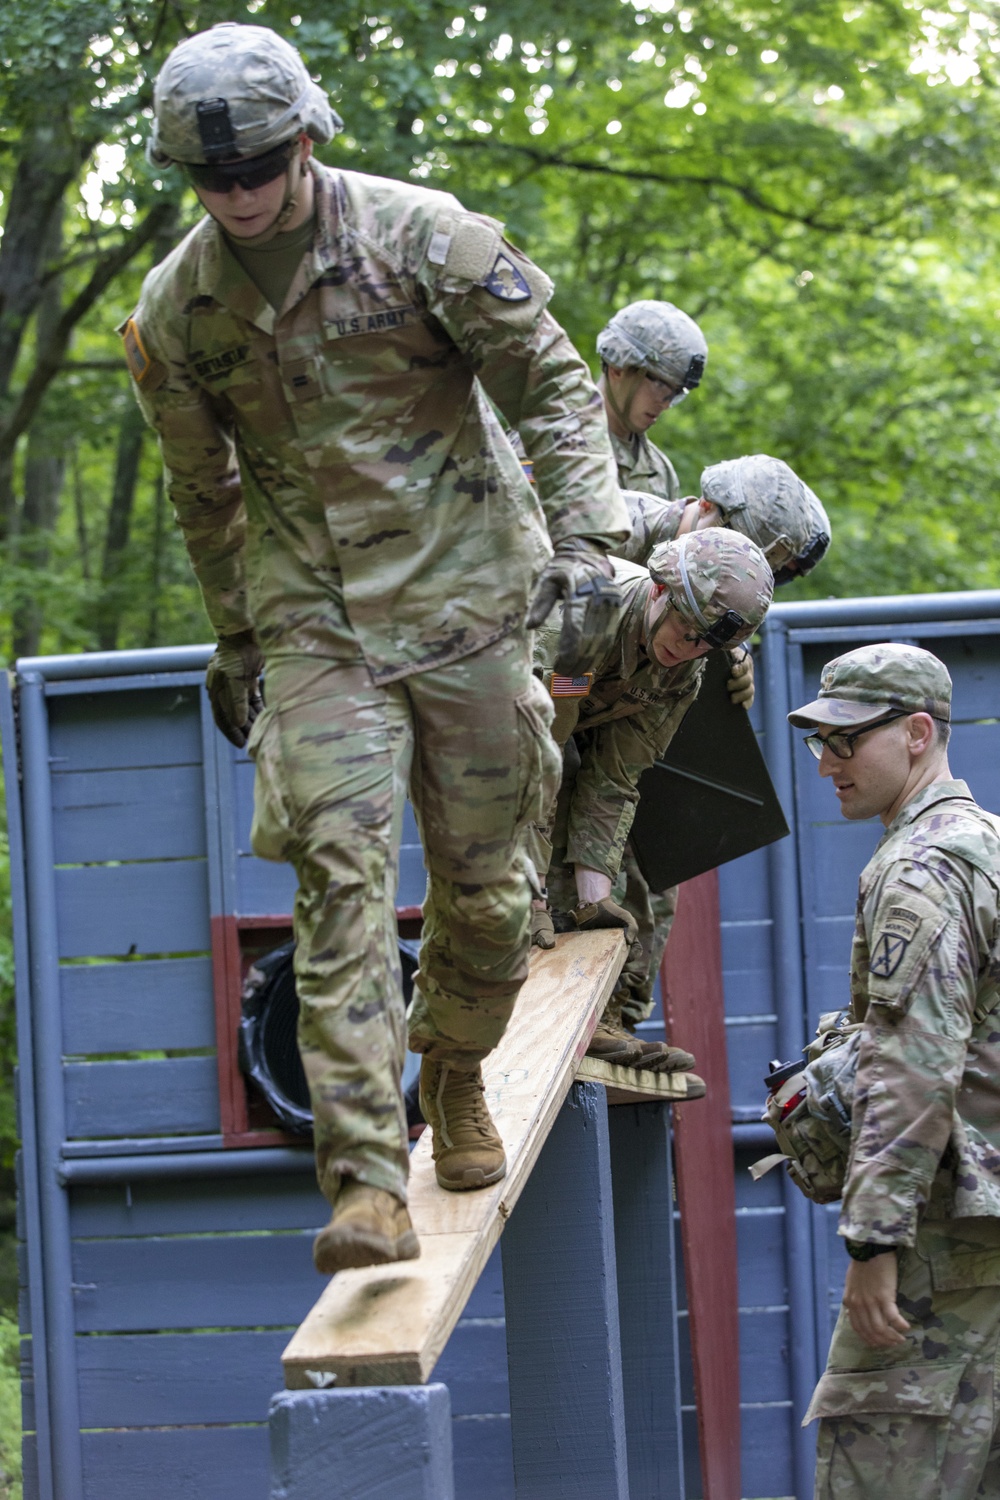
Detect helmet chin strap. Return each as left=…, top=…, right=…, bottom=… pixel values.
left=605, top=369, right=647, bottom=438
left=223, top=154, right=305, bottom=248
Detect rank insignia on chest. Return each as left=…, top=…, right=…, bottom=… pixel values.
left=869, top=933, right=909, bottom=978
left=483, top=254, right=532, bottom=302
left=550, top=673, right=593, bottom=698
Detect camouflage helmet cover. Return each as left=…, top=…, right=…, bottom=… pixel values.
left=700, top=454, right=823, bottom=573
left=148, top=23, right=342, bottom=167
left=596, top=300, right=708, bottom=392
left=788, top=644, right=952, bottom=729
left=646, top=529, right=774, bottom=650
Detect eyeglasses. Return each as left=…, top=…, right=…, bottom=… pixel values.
left=803, top=711, right=908, bottom=761
left=185, top=138, right=298, bottom=195
left=644, top=373, right=687, bottom=407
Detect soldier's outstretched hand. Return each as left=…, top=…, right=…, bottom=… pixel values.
left=527, top=538, right=622, bottom=676
left=206, top=630, right=264, bottom=748
left=727, top=647, right=755, bottom=709
left=842, top=1253, right=910, bottom=1349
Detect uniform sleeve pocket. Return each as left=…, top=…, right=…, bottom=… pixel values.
left=804, top=1361, right=964, bottom=1423
left=866, top=887, right=949, bottom=1014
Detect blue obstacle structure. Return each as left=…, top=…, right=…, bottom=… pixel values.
left=5, top=588, right=1000, bottom=1499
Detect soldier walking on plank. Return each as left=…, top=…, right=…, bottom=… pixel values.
left=788, top=645, right=1000, bottom=1498
left=123, top=23, right=629, bottom=1274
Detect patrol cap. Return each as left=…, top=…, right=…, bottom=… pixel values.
left=787, top=644, right=952, bottom=729
left=701, top=454, right=820, bottom=573
left=597, top=300, right=708, bottom=395
left=647, top=529, right=774, bottom=649
left=149, top=23, right=341, bottom=167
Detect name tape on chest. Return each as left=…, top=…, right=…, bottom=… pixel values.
left=325, top=305, right=416, bottom=340
left=193, top=345, right=251, bottom=381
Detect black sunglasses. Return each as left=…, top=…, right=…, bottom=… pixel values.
left=185, top=138, right=298, bottom=195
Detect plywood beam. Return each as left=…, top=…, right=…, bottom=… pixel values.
left=282, top=929, right=625, bottom=1391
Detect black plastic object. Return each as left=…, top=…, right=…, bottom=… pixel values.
left=238, top=938, right=420, bottom=1135
left=628, top=650, right=790, bottom=893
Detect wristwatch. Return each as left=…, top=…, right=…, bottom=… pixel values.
left=845, top=1239, right=897, bottom=1262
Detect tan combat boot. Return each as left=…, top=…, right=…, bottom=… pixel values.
left=588, top=995, right=696, bottom=1073
left=312, top=1179, right=420, bottom=1275
left=419, top=1058, right=507, bottom=1192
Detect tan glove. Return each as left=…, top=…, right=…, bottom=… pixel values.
left=206, top=630, right=264, bottom=748
left=569, top=897, right=638, bottom=945
left=531, top=901, right=556, bottom=950
left=526, top=538, right=622, bottom=676
left=727, top=647, right=754, bottom=710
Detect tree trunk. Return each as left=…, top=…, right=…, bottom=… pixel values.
left=11, top=427, right=66, bottom=658
left=95, top=401, right=146, bottom=651
left=145, top=470, right=165, bottom=649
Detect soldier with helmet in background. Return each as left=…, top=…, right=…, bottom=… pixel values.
left=122, top=22, right=630, bottom=1275
left=527, top=529, right=774, bottom=1070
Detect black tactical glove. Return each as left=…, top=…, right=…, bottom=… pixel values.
left=206, top=630, right=264, bottom=749
left=569, top=896, right=638, bottom=945
left=526, top=538, right=622, bottom=677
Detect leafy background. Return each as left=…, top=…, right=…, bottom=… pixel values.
left=1, top=0, right=1000, bottom=1487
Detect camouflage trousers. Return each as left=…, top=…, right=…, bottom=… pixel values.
left=248, top=634, right=559, bottom=1206
left=808, top=1218, right=1000, bottom=1499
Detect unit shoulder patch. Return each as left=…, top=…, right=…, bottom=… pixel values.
left=121, top=317, right=167, bottom=391
left=482, top=252, right=533, bottom=302
left=869, top=932, right=910, bottom=979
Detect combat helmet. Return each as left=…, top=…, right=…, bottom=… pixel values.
left=597, top=300, right=708, bottom=399
left=645, top=530, right=773, bottom=652
left=700, top=455, right=828, bottom=579
left=148, top=23, right=341, bottom=168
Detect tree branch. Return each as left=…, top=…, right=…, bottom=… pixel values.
left=0, top=201, right=177, bottom=465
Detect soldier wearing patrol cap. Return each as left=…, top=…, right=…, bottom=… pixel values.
left=788, top=643, right=1000, bottom=1498
left=558, top=453, right=832, bottom=1050
left=596, top=299, right=708, bottom=502
left=527, top=529, right=774, bottom=1071
left=123, top=22, right=631, bottom=1275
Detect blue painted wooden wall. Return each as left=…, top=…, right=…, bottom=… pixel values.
left=9, top=599, right=1000, bottom=1500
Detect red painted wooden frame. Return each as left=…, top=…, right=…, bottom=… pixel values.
left=662, top=870, right=742, bottom=1500
left=211, top=906, right=424, bottom=1147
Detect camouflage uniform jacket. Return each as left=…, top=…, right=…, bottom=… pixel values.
left=614, top=487, right=687, bottom=566
left=533, top=557, right=703, bottom=876
left=610, top=429, right=679, bottom=502
left=841, top=779, right=1000, bottom=1248
left=124, top=162, right=628, bottom=682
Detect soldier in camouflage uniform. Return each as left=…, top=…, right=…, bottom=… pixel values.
left=124, top=22, right=629, bottom=1274
left=596, top=300, right=707, bottom=501
left=788, top=644, right=1000, bottom=1498
left=573, top=455, right=832, bottom=1041
left=528, top=529, right=774, bottom=1068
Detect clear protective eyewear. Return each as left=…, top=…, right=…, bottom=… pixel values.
left=803, top=711, right=908, bottom=761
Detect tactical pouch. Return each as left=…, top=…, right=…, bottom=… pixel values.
left=751, top=1013, right=862, bottom=1204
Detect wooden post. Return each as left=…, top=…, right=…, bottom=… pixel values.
left=501, top=1082, right=629, bottom=1500
left=662, top=870, right=741, bottom=1500
left=609, top=1101, right=685, bottom=1500
left=269, top=1384, right=454, bottom=1500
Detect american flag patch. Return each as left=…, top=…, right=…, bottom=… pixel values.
left=550, top=673, right=593, bottom=698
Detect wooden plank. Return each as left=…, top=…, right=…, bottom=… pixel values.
left=281, top=930, right=625, bottom=1389
left=69, top=1170, right=325, bottom=1239
left=662, top=871, right=741, bottom=1500
left=80, top=1426, right=269, bottom=1500
left=55, top=860, right=210, bottom=959
left=64, top=1058, right=219, bottom=1140
left=577, top=1056, right=706, bottom=1105
left=501, top=1083, right=629, bottom=1500
left=48, top=687, right=202, bottom=773
left=71, top=1230, right=321, bottom=1332
left=51, top=765, right=206, bottom=865
left=61, top=957, right=215, bottom=1055
left=76, top=1330, right=286, bottom=1427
